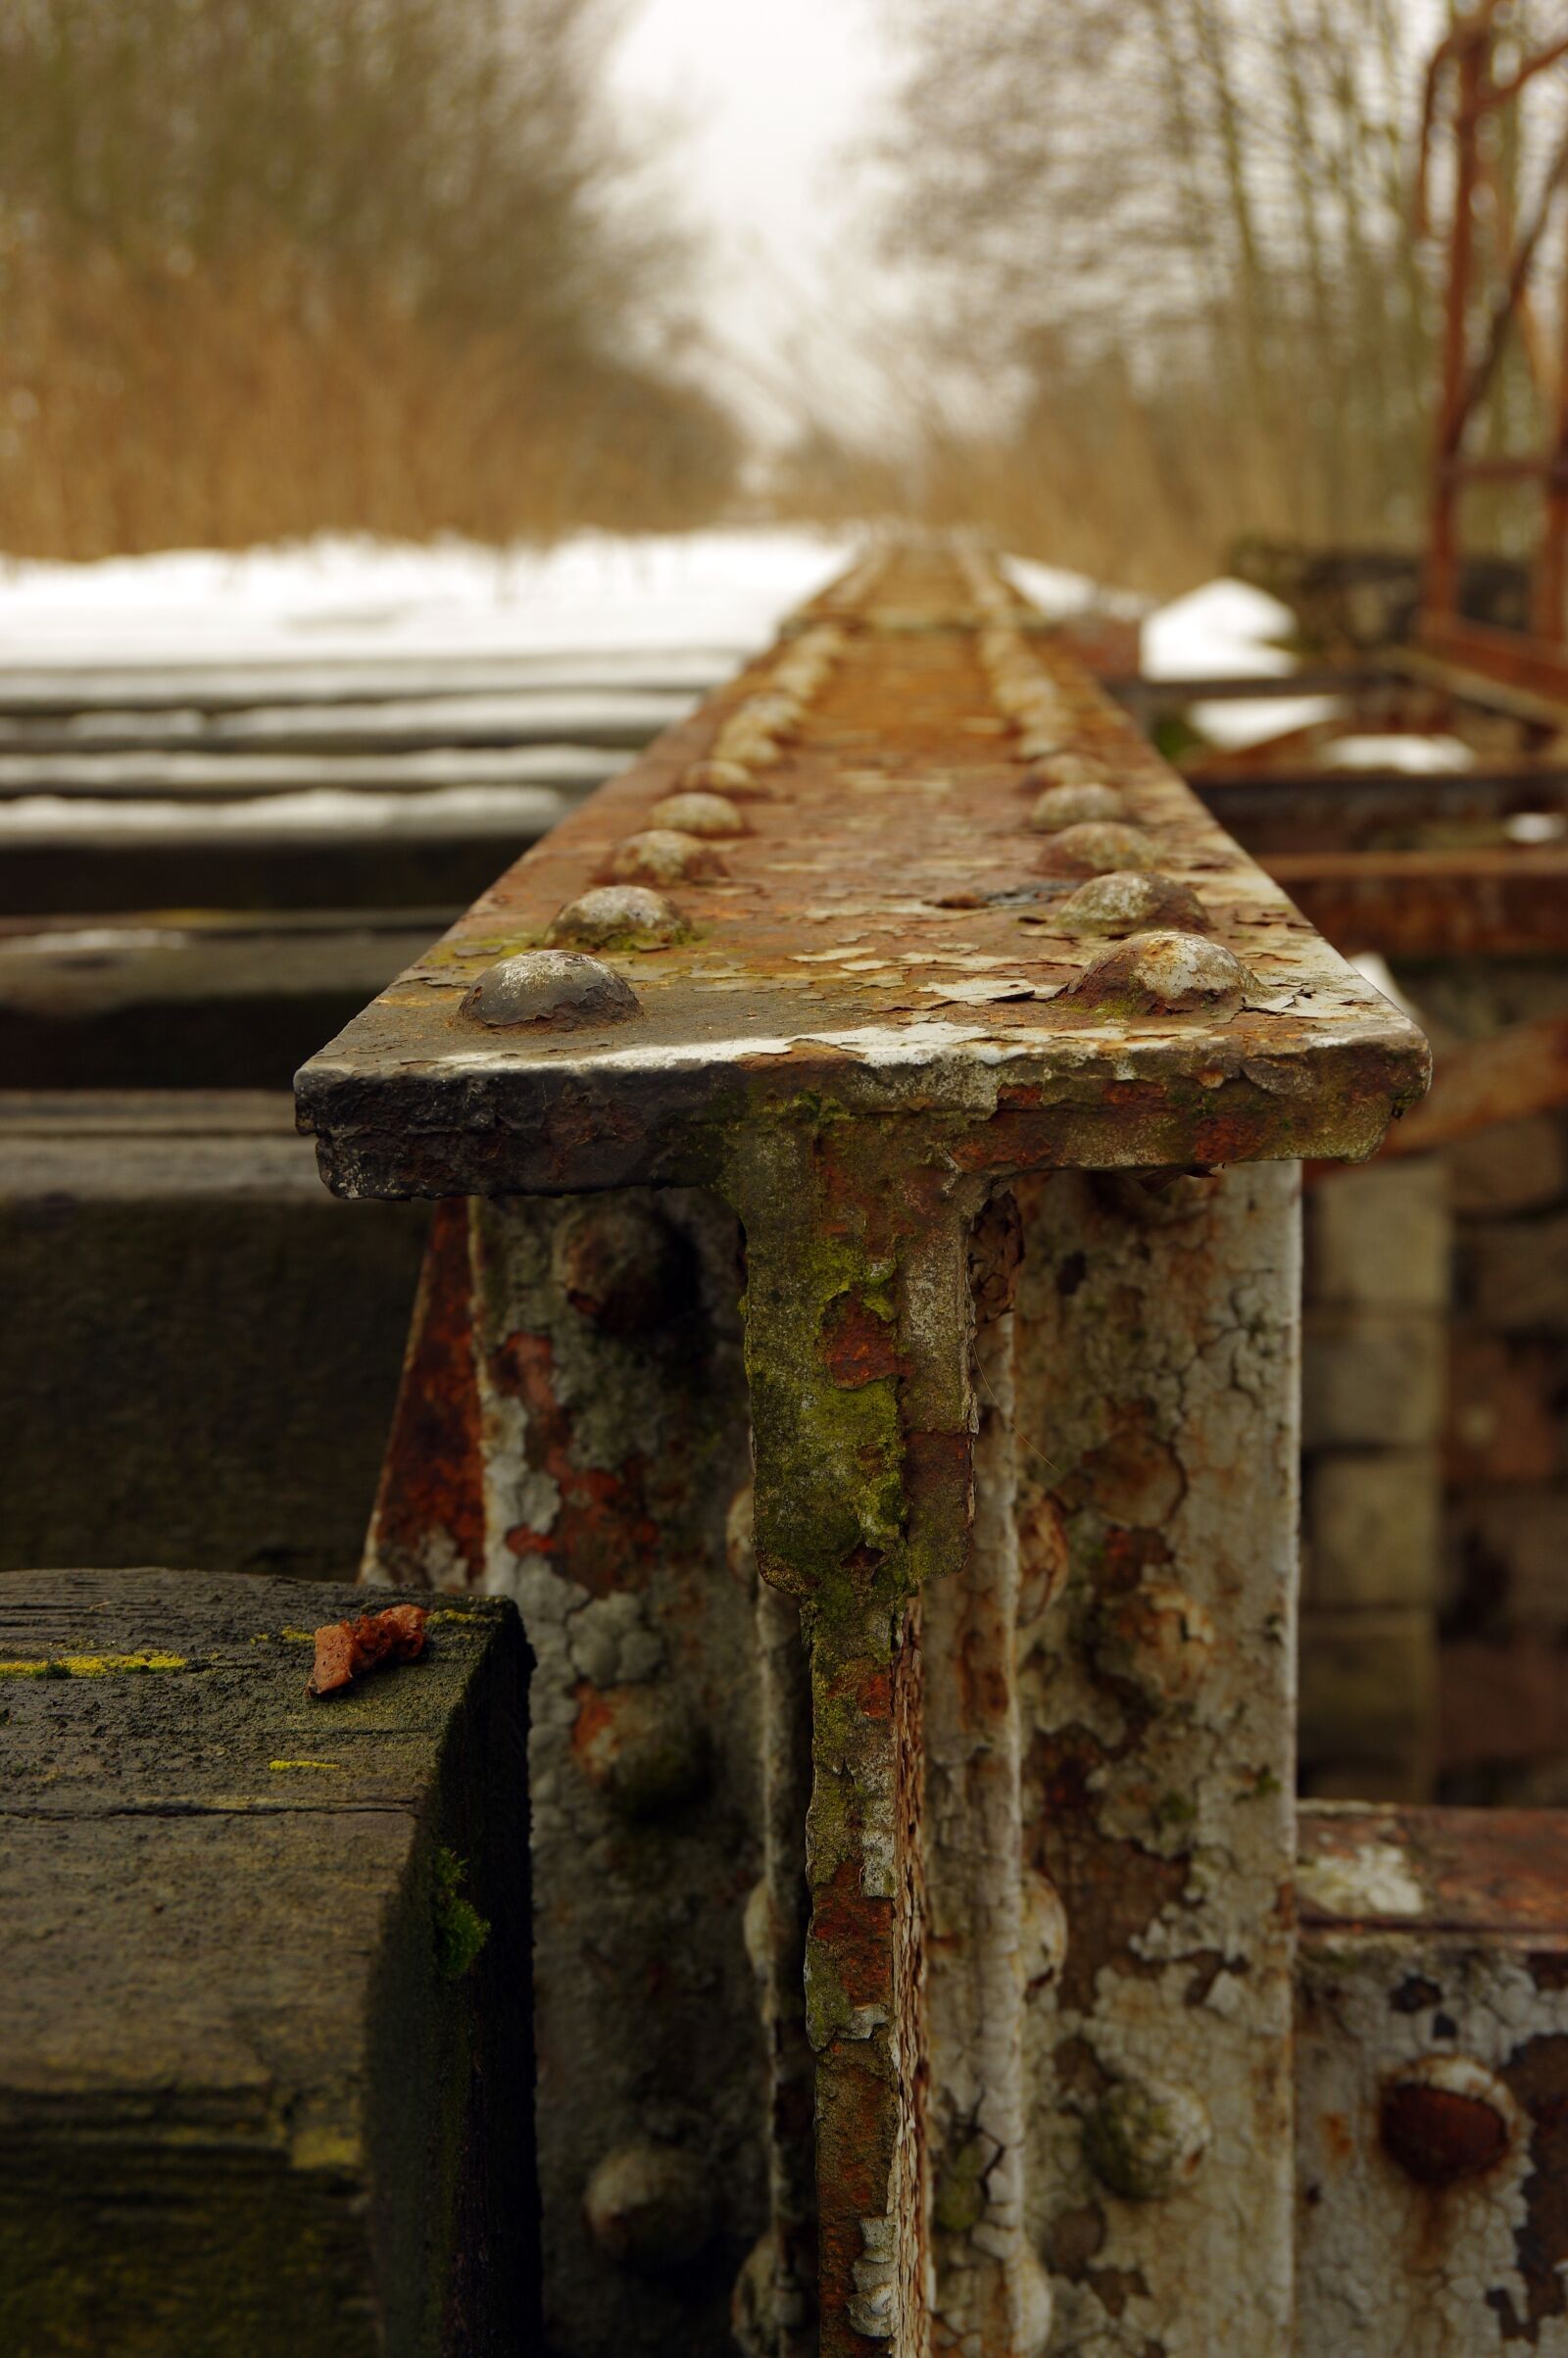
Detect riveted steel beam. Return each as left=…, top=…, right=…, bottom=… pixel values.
left=301, top=542, right=1427, bottom=2356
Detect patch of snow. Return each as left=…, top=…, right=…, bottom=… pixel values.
left=1325, top=734, right=1473, bottom=772
left=1507, top=810, right=1567, bottom=844
left=1143, top=578, right=1298, bottom=680
left=1349, top=953, right=1423, bottom=1026
left=0, top=785, right=567, bottom=841
left=1298, top=1840, right=1427, bottom=1922
left=1003, top=557, right=1148, bottom=623
left=0, top=528, right=858, bottom=667
left=1142, top=575, right=1337, bottom=753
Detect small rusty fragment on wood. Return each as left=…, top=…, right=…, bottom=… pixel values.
left=308, top=1602, right=428, bottom=1696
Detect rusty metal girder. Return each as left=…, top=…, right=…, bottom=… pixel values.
left=1298, top=1803, right=1568, bottom=2352
left=301, top=544, right=1427, bottom=2357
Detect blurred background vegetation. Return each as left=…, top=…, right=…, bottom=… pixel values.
left=1, top=0, right=1563, bottom=586
left=0, top=0, right=738, bottom=554
left=782, top=0, right=1560, bottom=591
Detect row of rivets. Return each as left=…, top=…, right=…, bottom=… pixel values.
left=974, top=617, right=1255, bottom=1011
left=465, top=622, right=846, bottom=1028
left=559, top=1199, right=723, bottom=2273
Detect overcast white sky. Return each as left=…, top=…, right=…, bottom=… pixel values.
left=612, top=0, right=898, bottom=425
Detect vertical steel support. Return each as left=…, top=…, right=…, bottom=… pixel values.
left=1012, top=1164, right=1301, bottom=2351
left=376, top=1186, right=760, bottom=2357
left=725, top=1122, right=987, bottom=2358
left=925, top=1271, right=1054, bottom=2358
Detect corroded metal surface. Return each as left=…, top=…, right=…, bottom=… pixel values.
left=1014, top=1165, right=1300, bottom=2354
left=298, top=545, right=1426, bottom=1200
left=378, top=1188, right=761, bottom=2357
left=305, top=544, right=1429, bottom=2358
left=1298, top=1802, right=1568, bottom=2354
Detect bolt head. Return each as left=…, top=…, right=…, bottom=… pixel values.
left=1381, top=2056, right=1516, bottom=2186
left=649, top=790, right=749, bottom=839
left=1054, top=870, right=1208, bottom=938
left=1039, top=820, right=1154, bottom=876
left=608, top=828, right=727, bottom=886
left=461, top=949, right=639, bottom=1030
left=1027, top=780, right=1126, bottom=831
left=585, top=2142, right=716, bottom=2270
left=544, top=884, right=688, bottom=952
left=740, top=692, right=803, bottom=738
left=1092, top=1581, right=1216, bottom=1706
left=1085, top=2079, right=1211, bottom=2200
left=1068, top=930, right=1252, bottom=1018
left=686, top=757, right=769, bottom=798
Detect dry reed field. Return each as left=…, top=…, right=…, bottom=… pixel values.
left=0, top=0, right=735, bottom=558
left=3, top=0, right=1564, bottom=585
left=771, top=0, right=1564, bottom=594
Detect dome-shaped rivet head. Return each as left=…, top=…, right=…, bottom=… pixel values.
left=608, top=828, right=728, bottom=886
left=1085, top=2080, right=1211, bottom=2200
left=1381, top=2056, right=1517, bottom=2186
left=544, top=884, right=687, bottom=952
left=461, top=949, right=639, bottom=1030
left=584, top=2142, right=717, bottom=2270
left=571, top=1680, right=708, bottom=1819
left=1068, top=930, right=1252, bottom=1018
left=551, top=1199, right=688, bottom=1333
left=686, top=757, right=769, bottom=798
left=1027, top=780, right=1126, bottom=832
left=1054, top=870, right=1208, bottom=938
left=1091, top=1580, right=1216, bottom=1706
left=649, top=790, right=750, bottom=839
left=1039, top=820, right=1153, bottom=876
left=1016, top=725, right=1078, bottom=760
left=741, top=693, right=802, bottom=738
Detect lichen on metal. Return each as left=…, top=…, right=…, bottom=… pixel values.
left=299, top=542, right=1429, bottom=2357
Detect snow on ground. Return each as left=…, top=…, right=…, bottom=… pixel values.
left=0, top=530, right=1333, bottom=766
left=1323, top=734, right=1472, bottom=771
left=0, top=529, right=859, bottom=667
left=1143, top=576, right=1337, bottom=751
left=1003, top=556, right=1148, bottom=623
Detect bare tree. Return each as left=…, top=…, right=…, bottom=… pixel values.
left=837, top=0, right=1568, bottom=584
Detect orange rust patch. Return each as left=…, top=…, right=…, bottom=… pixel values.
left=811, top=1856, right=895, bottom=2013
left=492, top=1327, right=660, bottom=1593
left=821, top=1292, right=901, bottom=1388
left=369, top=1200, right=486, bottom=1586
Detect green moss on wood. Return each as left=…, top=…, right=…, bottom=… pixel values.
left=431, top=1847, right=490, bottom=1981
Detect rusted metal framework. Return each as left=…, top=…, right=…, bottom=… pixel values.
left=1419, top=0, right=1568, bottom=685
left=298, top=544, right=1448, bottom=2353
